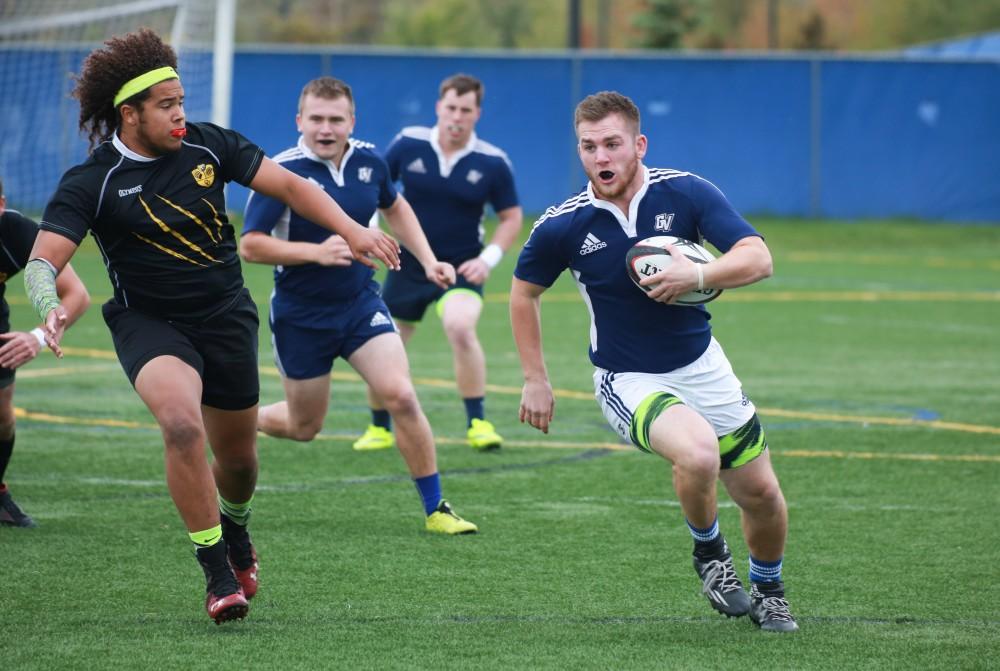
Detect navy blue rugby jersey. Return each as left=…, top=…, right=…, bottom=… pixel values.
left=383, top=126, right=518, bottom=267
left=514, top=167, right=761, bottom=374
left=41, top=122, right=264, bottom=322
left=243, top=137, right=397, bottom=303
left=0, top=209, right=40, bottom=322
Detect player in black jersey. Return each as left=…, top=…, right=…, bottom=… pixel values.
left=23, top=29, right=400, bottom=625
left=0, top=178, right=90, bottom=528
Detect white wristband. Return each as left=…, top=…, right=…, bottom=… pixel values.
left=695, top=264, right=705, bottom=291
left=30, top=328, right=46, bottom=348
left=478, top=243, right=503, bottom=269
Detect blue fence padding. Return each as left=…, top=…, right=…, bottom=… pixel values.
left=228, top=50, right=577, bottom=214
left=576, top=56, right=814, bottom=216
left=3, top=46, right=998, bottom=222
left=820, top=60, right=1000, bottom=221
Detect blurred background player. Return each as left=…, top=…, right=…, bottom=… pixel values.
left=357, top=73, right=523, bottom=452
left=240, top=76, right=477, bottom=534
left=25, top=29, right=399, bottom=624
left=511, top=91, right=798, bottom=633
left=0, top=176, right=90, bottom=527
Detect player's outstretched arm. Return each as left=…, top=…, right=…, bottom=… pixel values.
left=457, top=205, right=524, bottom=285
left=24, top=231, right=83, bottom=357
left=379, top=195, right=454, bottom=289
left=249, top=158, right=400, bottom=270
left=510, top=277, right=555, bottom=433
left=239, top=231, right=353, bottom=268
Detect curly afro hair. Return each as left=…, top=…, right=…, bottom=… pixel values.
left=73, top=27, right=178, bottom=150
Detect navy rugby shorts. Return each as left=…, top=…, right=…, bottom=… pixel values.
left=381, top=258, right=483, bottom=323
left=269, top=284, right=397, bottom=380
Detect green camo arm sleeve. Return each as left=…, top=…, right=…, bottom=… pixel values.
left=24, top=258, right=61, bottom=320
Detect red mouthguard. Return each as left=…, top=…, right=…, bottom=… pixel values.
left=170, top=128, right=187, bottom=138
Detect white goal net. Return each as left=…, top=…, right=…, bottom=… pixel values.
left=0, top=0, right=234, bottom=213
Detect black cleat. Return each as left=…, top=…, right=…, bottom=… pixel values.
left=195, top=540, right=248, bottom=624
left=693, top=542, right=750, bottom=617
left=749, top=581, right=799, bottom=632
left=221, top=513, right=259, bottom=600
left=0, top=488, right=37, bottom=528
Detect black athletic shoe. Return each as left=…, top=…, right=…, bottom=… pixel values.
left=0, top=488, right=37, bottom=528
left=221, top=513, right=258, bottom=600
left=749, top=581, right=799, bottom=632
left=693, top=542, right=751, bottom=617
left=195, top=541, right=248, bottom=624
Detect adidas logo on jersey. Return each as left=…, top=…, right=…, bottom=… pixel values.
left=579, top=233, right=607, bottom=255
left=407, top=158, right=427, bottom=174
left=370, top=312, right=392, bottom=328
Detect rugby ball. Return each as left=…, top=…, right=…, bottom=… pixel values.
left=625, top=235, right=723, bottom=305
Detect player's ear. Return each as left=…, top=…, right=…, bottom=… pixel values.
left=119, top=102, right=138, bottom=127
left=635, top=134, right=648, bottom=160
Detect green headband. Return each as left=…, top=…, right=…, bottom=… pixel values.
left=113, top=66, right=179, bottom=107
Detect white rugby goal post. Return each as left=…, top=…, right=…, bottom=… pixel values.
left=0, top=0, right=236, bottom=212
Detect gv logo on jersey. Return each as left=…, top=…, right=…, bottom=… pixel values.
left=358, top=167, right=373, bottom=183
left=192, top=164, right=215, bottom=188
left=654, top=213, right=675, bottom=232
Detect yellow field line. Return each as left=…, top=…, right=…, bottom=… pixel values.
left=482, top=290, right=1000, bottom=303
left=12, top=407, right=997, bottom=463
left=783, top=251, right=1000, bottom=271
left=32, top=346, right=1000, bottom=438
left=13, top=288, right=1000, bottom=311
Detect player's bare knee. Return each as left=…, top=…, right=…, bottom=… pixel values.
left=672, top=440, right=720, bottom=481
left=159, top=415, right=206, bottom=450
left=380, top=384, right=420, bottom=418
left=442, top=322, right=477, bottom=350
left=286, top=419, right=323, bottom=442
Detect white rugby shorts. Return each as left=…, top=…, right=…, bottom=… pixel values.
left=593, top=337, right=756, bottom=446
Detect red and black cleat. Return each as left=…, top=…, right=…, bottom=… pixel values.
left=205, top=590, right=249, bottom=625
left=221, top=513, right=259, bottom=600
left=196, top=540, right=249, bottom=625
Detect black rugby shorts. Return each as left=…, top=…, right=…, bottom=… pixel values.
left=102, top=289, right=259, bottom=410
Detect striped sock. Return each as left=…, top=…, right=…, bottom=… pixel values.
left=687, top=516, right=720, bottom=543
left=749, top=555, right=783, bottom=583
left=219, top=495, right=253, bottom=526
left=189, top=524, right=223, bottom=549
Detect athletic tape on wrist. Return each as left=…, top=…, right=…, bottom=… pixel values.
left=479, top=243, right=503, bottom=269
left=30, top=328, right=46, bottom=348
left=696, top=264, right=705, bottom=291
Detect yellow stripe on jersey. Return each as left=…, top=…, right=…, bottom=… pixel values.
left=138, top=195, right=221, bottom=264
left=131, top=231, right=207, bottom=266
left=201, top=198, right=225, bottom=237
left=156, top=194, right=220, bottom=243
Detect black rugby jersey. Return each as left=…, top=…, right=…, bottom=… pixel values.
left=41, top=122, right=264, bottom=322
left=0, top=209, right=40, bottom=323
